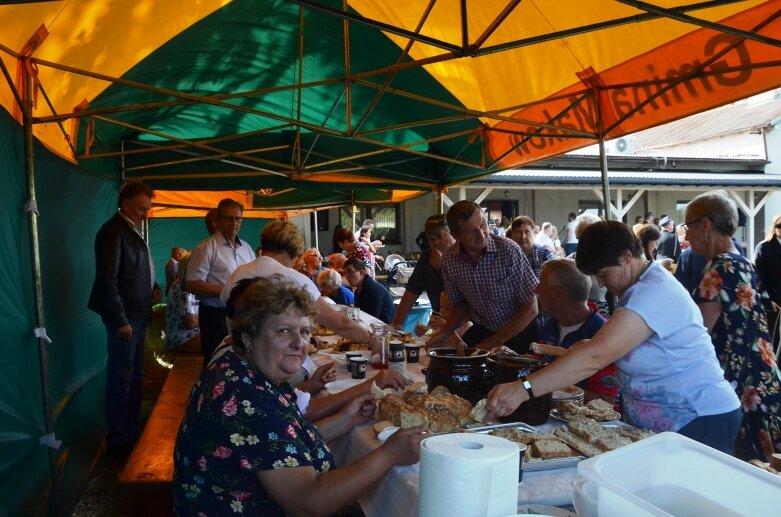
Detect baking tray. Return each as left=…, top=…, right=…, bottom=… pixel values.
left=466, top=422, right=585, bottom=472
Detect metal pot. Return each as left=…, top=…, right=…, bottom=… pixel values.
left=423, top=348, right=492, bottom=405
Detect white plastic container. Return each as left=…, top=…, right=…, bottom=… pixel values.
left=577, top=432, right=781, bottom=516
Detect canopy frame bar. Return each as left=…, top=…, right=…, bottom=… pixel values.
left=618, top=0, right=781, bottom=48
left=124, top=145, right=291, bottom=172
left=93, top=115, right=292, bottom=176
left=80, top=124, right=292, bottom=160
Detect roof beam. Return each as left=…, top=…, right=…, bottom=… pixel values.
left=284, top=0, right=462, bottom=53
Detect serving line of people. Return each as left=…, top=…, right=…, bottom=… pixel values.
left=163, top=187, right=781, bottom=514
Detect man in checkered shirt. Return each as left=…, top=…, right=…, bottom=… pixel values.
left=427, top=200, right=539, bottom=352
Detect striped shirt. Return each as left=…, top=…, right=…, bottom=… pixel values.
left=442, top=234, right=538, bottom=332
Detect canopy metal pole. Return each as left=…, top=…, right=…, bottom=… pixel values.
left=313, top=208, right=320, bottom=250
left=23, top=60, right=63, bottom=517
left=351, top=191, right=356, bottom=232
left=434, top=186, right=443, bottom=215
left=595, top=92, right=613, bottom=220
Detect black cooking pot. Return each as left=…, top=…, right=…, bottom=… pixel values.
left=488, top=353, right=552, bottom=425
left=423, top=348, right=492, bottom=405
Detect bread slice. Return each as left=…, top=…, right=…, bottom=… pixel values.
left=617, top=426, right=655, bottom=442
left=491, top=428, right=536, bottom=445
left=554, top=427, right=603, bottom=457
left=567, top=417, right=609, bottom=443
left=470, top=399, right=487, bottom=423
left=400, top=407, right=428, bottom=428
left=596, top=434, right=632, bottom=451
left=532, top=439, right=572, bottom=459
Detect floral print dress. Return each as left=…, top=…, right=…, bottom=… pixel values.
left=173, top=350, right=334, bottom=515
left=694, top=252, right=781, bottom=461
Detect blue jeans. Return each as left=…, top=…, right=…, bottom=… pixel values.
left=678, top=408, right=742, bottom=455
left=564, top=242, right=578, bottom=256
left=104, top=318, right=147, bottom=451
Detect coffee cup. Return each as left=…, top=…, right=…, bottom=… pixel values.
left=404, top=344, right=420, bottom=363
left=349, top=357, right=368, bottom=379
left=345, top=351, right=363, bottom=361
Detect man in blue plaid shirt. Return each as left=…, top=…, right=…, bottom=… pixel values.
left=427, top=201, right=539, bottom=352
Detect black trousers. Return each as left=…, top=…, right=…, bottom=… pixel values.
left=199, top=304, right=228, bottom=365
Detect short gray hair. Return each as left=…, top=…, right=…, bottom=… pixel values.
left=574, top=212, right=602, bottom=239
left=316, top=268, right=342, bottom=291
left=541, top=258, right=591, bottom=301
left=686, top=190, right=738, bottom=237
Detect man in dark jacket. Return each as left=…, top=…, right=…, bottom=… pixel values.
left=88, top=181, right=160, bottom=455
left=656, top=216, right=681, bottom=261
left=343, top=258, right=394, bottom=323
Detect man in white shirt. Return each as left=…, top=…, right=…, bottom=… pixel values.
left=562, top=212, right=579, bottom=256
left=534, top=222, right=556, bottom=254
left=186, top=199, right=255, bottom=363
left=223, top=221, right=378, bottom=348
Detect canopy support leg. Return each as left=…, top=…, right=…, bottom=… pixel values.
left=23, top=59, right=63, bottom=517
left=351, top=191, right=356, bottom=233
left=314, top=208, right=320, bottom=250
left=596, top=94, right=613, bottom=220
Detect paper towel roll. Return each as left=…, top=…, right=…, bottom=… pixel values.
left=419, top=432, right=519, bottom=517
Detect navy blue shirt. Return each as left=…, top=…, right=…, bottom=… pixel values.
left=355, top=275, right=394, bottom=323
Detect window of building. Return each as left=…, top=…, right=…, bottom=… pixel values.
left=340, top=204, right=402, bottom=244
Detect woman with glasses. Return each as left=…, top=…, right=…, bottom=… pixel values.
left=487, top=220, right=741, bottom=454
left=685, top=190, right=781, bottom=461
left=754, top=214, right=781, bottom=359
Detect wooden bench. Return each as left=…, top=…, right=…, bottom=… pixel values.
left=119, top=355, right=202, bottom=514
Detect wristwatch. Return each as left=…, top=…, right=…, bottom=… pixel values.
left=520, top=375, right=535, bottom=399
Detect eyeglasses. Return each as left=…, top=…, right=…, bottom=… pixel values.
left=775, top=223, right=781, bottom=229
left=681, top=217, right=705, bottom=232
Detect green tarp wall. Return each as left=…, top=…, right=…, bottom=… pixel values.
left=0, top=108, right=115, bottom=515
left=0, top=108, right=272, bottom=515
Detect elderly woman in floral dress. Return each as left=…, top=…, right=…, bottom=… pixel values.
left=685, top=190, right=781, bottom=461
left=173, top=275, right=425, bottom=515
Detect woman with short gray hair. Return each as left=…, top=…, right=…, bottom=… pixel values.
left=174, top=275, right=425, bottom=515
left=685, top=190, right=781, bottom=461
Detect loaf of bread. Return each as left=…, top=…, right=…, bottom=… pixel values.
left=425, top=408, right=459, bottom=433
left=376, top=395, right=407, bottom=426
left=424, top=393, right=473, bottom=419
left=429, top=385, right=450, bottom=396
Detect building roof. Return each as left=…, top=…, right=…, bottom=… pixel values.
left=475, top=169, right=781, bottom=190
left=570, top=93, right=781, bottom=159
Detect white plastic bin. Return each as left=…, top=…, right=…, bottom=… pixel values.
left=577, top=432, right=781, bottom=516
